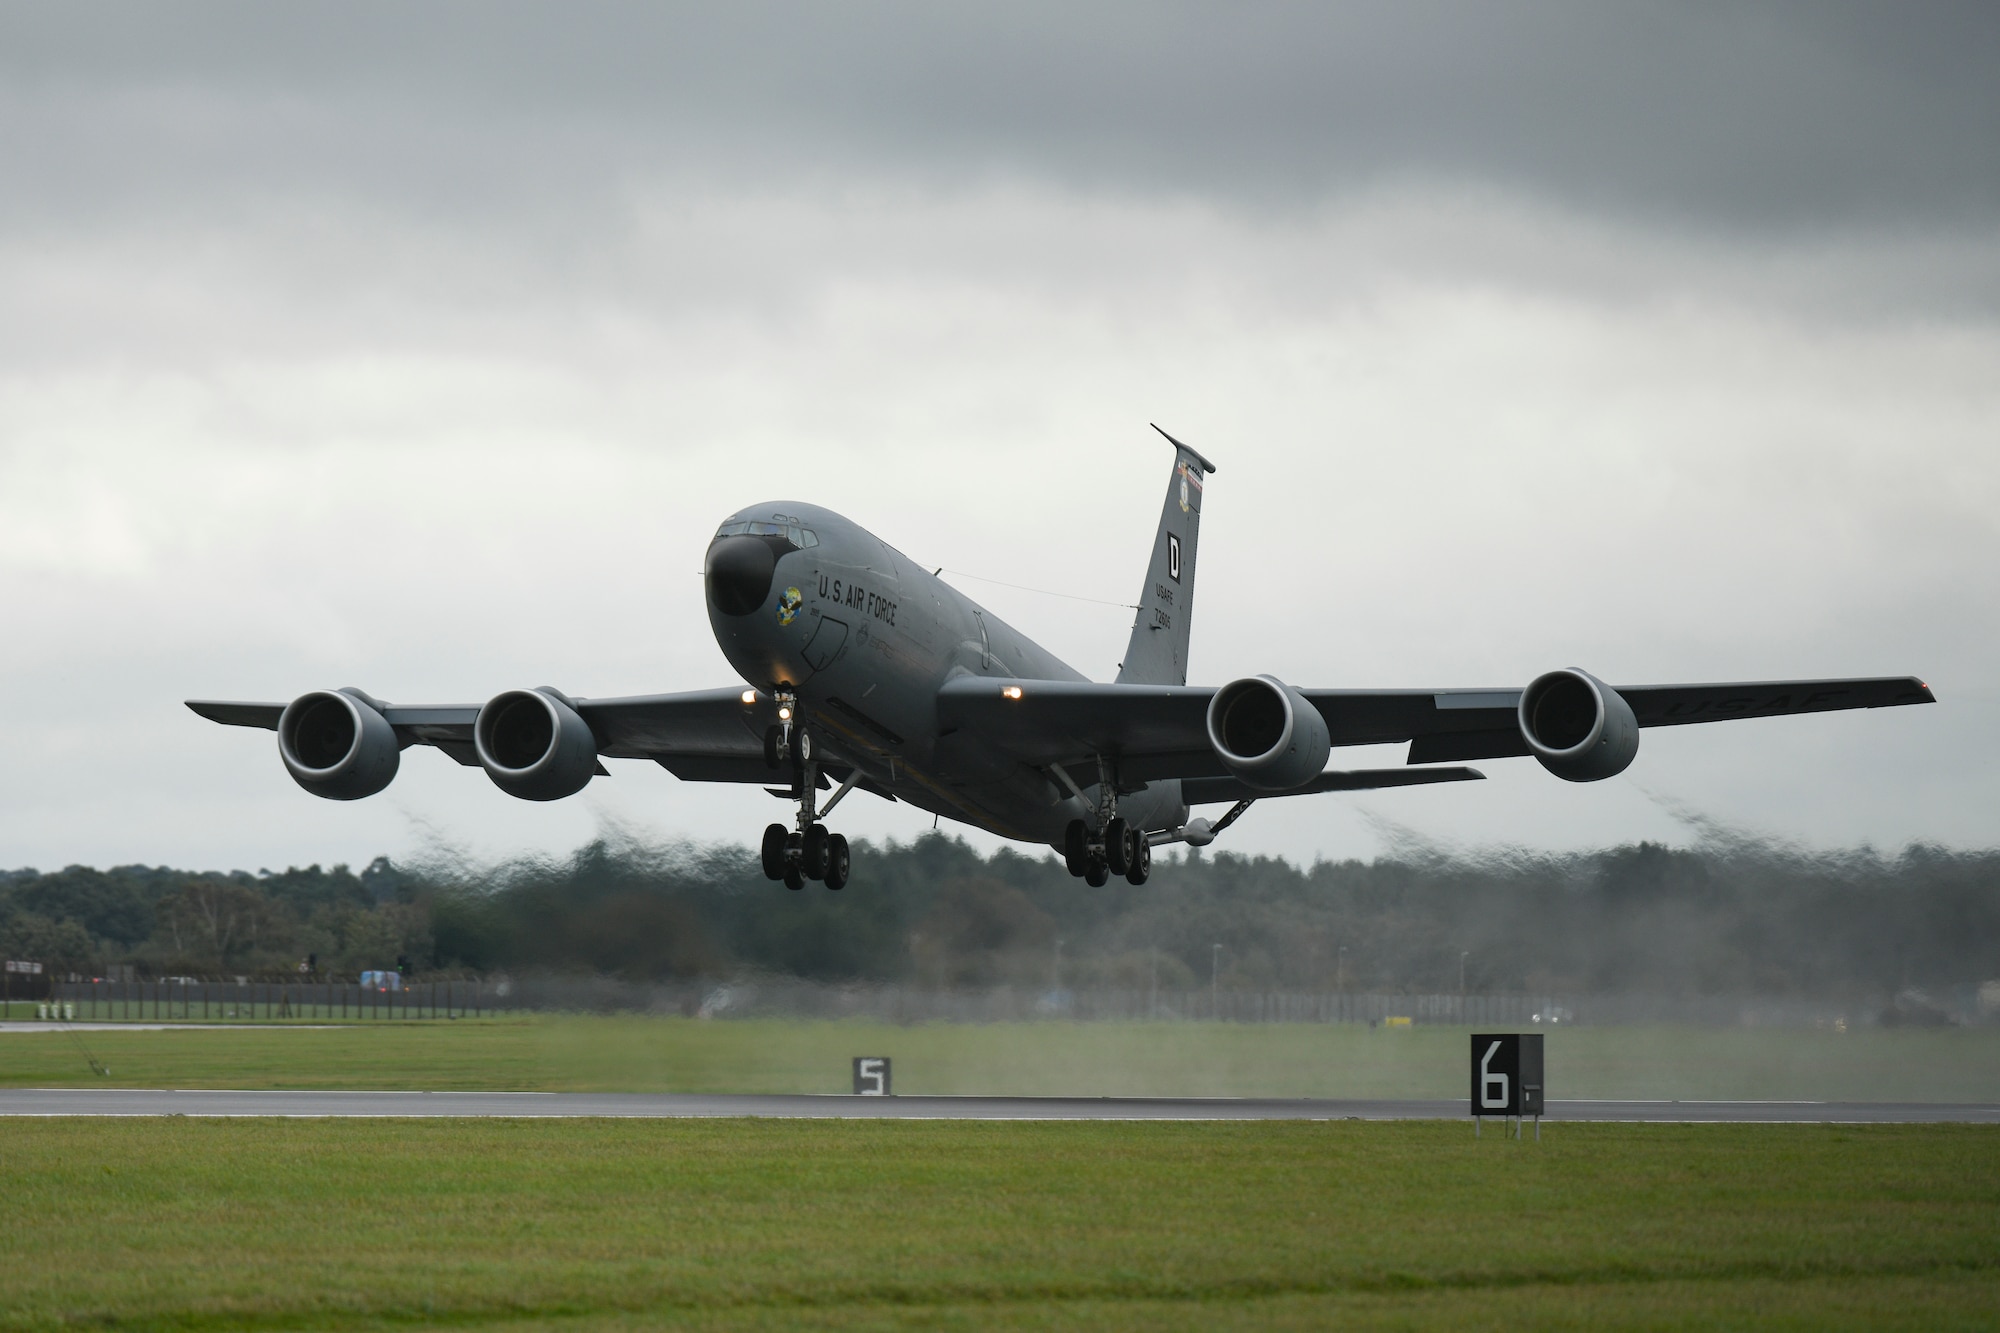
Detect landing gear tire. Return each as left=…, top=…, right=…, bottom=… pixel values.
left=760, top=823, right=789, bottom=880
left=1084, top=857, right=1110, bottom=888
left=802, top=824, right=830, bottom=880
left=763, top=726, right=784, bottom=770
left=1063, top=820, right=1088, bottom=876
left=782, top=832, right=805, bottom=889
left=824, top=834, right=850, bottom=890
left=1125, top=836, right=1151, bottom=885
left=783, top=864, right=804, bottom=891
left=1104, top=818, right=1131, bottom=876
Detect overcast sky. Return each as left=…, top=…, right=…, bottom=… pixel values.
left=3, top=2, right=1996, bottom=874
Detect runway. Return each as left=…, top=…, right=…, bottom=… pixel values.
left=2, top=1089, right=1996, bottom=1122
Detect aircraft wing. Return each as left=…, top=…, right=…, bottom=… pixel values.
left=934, top=673, right=1934, bottom=782
left=187, top=688, right=787, bottom=782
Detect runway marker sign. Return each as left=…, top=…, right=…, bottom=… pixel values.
left=1471, top=1033, right=1544, bottom=1137
left=852, top=1057, right=891, bottom=1096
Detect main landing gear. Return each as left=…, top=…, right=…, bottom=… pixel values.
left=762, top=820, right=849, bottom=891
left=759, top=703, right=853, bottom=891
left=1064, top=817, right=1150, bottom=886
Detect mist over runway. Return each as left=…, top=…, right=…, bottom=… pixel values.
left=3, top=1089, right=1996, bottom=1123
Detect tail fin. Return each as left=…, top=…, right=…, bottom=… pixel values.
left=1116, top=426, right=1217, bottom=686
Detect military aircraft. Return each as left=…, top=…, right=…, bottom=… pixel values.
left=190, top=428, right=1934, bottom=890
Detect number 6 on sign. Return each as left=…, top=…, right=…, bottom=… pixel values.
left=1479, top=1039, right=1509, bottom=1110
left=1469, top=1033, right=1522, bottom=1118
left=1469, top=1033, right=1544, bottom=1132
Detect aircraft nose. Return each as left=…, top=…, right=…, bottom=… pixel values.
left=706, top=536, right=777, bottom=616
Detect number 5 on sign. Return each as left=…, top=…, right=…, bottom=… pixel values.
left=852, top=1056, right=891, bottom=1096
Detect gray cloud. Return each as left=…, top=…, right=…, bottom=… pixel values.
left=4, top=2, right=1998, bottom=234
left=0, top=2, right=1994, bottom=873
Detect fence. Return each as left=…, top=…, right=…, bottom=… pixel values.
left=40, top=978, right=488, bottom=1023
left=33, top=975, right=1871, bottom=1028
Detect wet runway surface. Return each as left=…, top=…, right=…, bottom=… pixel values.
left=2, top=1089, right=1996, bottom=1122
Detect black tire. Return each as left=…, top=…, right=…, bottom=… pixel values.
left=763, top=726, right=784, bottom=770
left=760, top=823, right=789, bottom=880
left=803, top=824, right=830, bottom=879
left=824, top=834, right=850, bottom=890
left=783, top=864, right=804, bottom=891
left=1063, top=820, right=1087, bottom=876
left=1104, top=818, right=1131, bottom=876
left=1084, top=858, right=1110, bottom=888
left=1125, top=836, right=1151, bottom=885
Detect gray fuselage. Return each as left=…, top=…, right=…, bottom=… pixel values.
left=703, top=502, right=1187, bottom=846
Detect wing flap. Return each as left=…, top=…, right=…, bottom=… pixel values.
left=1408, top=729, right=1532, bottom=764
left=937, top=677, right=1212, bottom=760
left=1183, top=766, right=1484, bottom=805
left=579, top=688, right=778, bottom=760
left=656, top=755, right=784, bottom=785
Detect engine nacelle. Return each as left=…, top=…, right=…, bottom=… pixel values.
left=1519, top=668, right=1639, bottom=782
left=1205, top=674, right=1331, bottom=791
left=474, top=688, right=598, bottom=801
left=278, top=688, right=400, bottom=800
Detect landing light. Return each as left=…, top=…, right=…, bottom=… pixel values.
left=778, top=706, right=792, bottom=721
left=741, top=691, right=756, bottom=705
left=1002, top=686, right=1023, bottom=700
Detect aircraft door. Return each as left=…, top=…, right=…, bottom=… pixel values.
left=802, top=616, right=849, bottom=671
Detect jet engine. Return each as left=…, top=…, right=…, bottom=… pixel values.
left=278, top=689, right=400, bottom=800
left=1205, top=674, right=1331, bottom=791
left=474, top=688, right=599, bottom=801
left=1518, top=668, right=1638, bottom=782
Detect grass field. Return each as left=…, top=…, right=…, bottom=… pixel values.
left=5, top=1014, right=2000, bottom=1101
left=2, top=1119, right=1996, bottom=1330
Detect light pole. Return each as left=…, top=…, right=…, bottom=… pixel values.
left=1460, top=950, right=1469, bottom=995
left=1211, top=943, right=1222, bottom=1020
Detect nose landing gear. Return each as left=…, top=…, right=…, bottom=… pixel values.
left=758, top=710, right=854, bottom=891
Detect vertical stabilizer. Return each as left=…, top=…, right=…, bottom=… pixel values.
left=1116, top=426, right=1217, bottom=685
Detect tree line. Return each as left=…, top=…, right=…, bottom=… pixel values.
left=2, top=834, right=1995, bottom=999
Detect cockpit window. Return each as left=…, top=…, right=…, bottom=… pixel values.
left=711, top=519, right=814, bottom=552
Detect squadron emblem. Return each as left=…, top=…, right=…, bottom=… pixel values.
left=776, top=586, right=803, bottom=626
left=1177, top=461, right=1204, bottom=514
